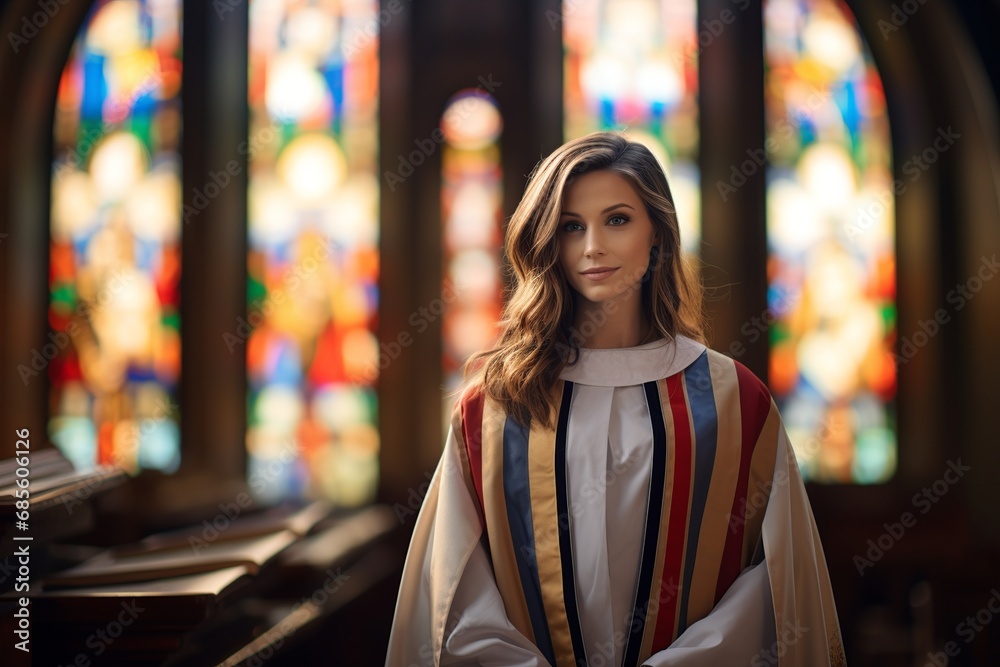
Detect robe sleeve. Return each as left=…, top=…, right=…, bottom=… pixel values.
left=758, top=411, right=847, bottom=666
left=440, top=537, right=551, bottom=666
left=384, top=402, right=549, bottom=667
left=641, top=561, right=776, bottom=666
left=643, top=402, right=846, bottom=667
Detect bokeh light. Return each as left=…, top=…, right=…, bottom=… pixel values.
left=49, top=0, right=182, bottom=474
left=764, top=0, right=896, bottom=483
left=247, top=0, right=380, bottom=505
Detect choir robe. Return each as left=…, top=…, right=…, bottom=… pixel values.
left=385, top=335, right=846, bottom=667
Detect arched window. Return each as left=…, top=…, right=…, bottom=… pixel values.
left=48, top=0, right=183, bottom=475
left=439, top=90, right=503, bottom=428
left=246, top=0, right=381, bottom=505
left=764, top=0, right=896, bottom=483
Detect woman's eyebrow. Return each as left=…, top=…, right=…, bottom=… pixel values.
left=560, top=202, right=636, bottom=218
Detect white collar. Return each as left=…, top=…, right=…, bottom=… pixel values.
left=557, top=334, right=707, bottom=387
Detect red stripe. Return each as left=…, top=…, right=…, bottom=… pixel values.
left=460, top=387, right=486, bottom=523
left=653, top=374, right=694, bottom=647
left=714, top=361, right=772, bottom=602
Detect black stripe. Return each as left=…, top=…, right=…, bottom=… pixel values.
left=621, top=381, right=669, bottom=666
left=554, top=380, right=589, bottom=665
left=751, top=535, right=766, bottom=566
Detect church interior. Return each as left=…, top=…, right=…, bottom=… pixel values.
left=1, top=0, right=999, bottom=664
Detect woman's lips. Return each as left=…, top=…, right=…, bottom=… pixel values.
left=580, top=268, right=618, bottom=281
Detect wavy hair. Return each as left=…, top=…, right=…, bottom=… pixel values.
left=459, top=131, right=707, bottom=429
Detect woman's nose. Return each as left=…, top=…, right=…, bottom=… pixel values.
left=584, top=227, right=606, bottom=257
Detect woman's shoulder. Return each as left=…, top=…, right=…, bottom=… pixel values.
left=696, top=343, right=768, bottom=386
left=447, top=380, right=488, bottom=432
left=455, top=381, right=486, bottom=413
left=700, top=346, right=776, bottom=429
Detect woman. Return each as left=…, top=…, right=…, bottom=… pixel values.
left=385, top=132, right=845, bottom=666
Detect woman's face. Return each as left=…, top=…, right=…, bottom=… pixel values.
left=557, top=169, right=658, bottom=308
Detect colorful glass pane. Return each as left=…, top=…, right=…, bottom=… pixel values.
left=563, top=0, right=700, bottom=251
left=764, top=0, right=896, bottom=483
left=440, top=91, right=504, bottom=430
left=49, top=0, right=183, bottom=475
left=247, top=0, right=379, bottom=505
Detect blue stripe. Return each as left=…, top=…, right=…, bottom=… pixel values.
left=676, top=350, right=718, bottom=634
left=503, top=414, right=556, bottom=665
left=621, top=380, right=668, bottom=667
left=555, top=381, right=589, bottom=664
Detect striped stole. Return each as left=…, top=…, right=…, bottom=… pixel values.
left=459, top=349, right=780, bottom=667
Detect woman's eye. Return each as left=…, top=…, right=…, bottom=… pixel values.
left=608, top=215, right=629, bottom=225
left=561, top=221, right=583, bottom=232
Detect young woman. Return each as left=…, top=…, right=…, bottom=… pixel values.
left=385, top=132, right=845, bottom=666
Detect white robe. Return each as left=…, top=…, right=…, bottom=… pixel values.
left=385, top=336, right=844, bottom=667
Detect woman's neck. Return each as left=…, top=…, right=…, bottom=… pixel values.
left=571, top=298, right=656, bottom=349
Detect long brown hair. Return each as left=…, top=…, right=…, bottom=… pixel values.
left=459, top=132, right=707, bottom=429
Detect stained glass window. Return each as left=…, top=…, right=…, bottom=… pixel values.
left=562, top=0, right=701, bottom=252
left=764, top=0, right=896, bottom=483
left=48, top=0, right=183, bottom=475
left=440, top=90, right=504, bottom=427
left=246, top=0, right=380, bottom=505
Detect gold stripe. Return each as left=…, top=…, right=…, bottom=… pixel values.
left=638, top=378, right=677, bottom=660
left=527, top=381, right=577, bottom=667
left=481, top=397, right=535, bottom=643
left=742, top=400, right=780, bottom=565
left=686, top=351, right=742, bottom=624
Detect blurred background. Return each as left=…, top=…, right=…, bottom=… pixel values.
left=0, top=0, right=998, bottom=664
